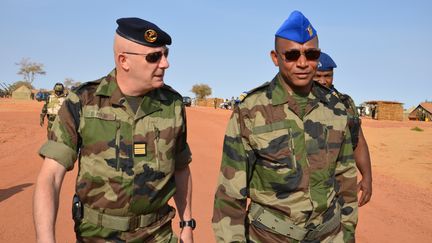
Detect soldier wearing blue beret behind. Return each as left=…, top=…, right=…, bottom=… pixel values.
left=212, top=11, right=357, bottom=242
left=34, top=17, right=195, bottom=243
left=315, top=52, right=373, bottom=207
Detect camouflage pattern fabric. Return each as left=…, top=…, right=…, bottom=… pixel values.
left=331, top=86, right=361, bottom=149
left=40, top=93, right=67, bottom=131
left=39, top=69, right=192, bottom=241
left=212, top=74, right=357, bottom=243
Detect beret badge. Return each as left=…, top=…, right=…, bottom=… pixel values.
left=144, top=29, right=158, bottom=43
left=306, top=25, right=313, bottom=37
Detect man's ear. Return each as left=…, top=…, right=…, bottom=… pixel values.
left=270, top=50, right=279, bottom=67
left=117, top=53, right=130, bottom=71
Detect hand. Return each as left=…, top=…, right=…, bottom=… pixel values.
left=179, top=226, right=194, bottom=243
left=357, top=177, right=372, bottom=207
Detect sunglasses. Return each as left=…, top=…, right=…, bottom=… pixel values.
left=277, top=48, right=321, bottom=62
left=122, top=48, right=169, bottom=63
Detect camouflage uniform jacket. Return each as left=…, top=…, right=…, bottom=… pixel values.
left=41, top=93, right=67, bottom=115
left=212, top=74, right=357, bottom=242
left=330, top=85, right=361, bottom=149
left=39, top=69, right=192, bottom=238
left=41, top=93, right=68, bottom=131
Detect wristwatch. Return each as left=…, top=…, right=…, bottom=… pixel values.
left=179, top=219, right=196, bottom=230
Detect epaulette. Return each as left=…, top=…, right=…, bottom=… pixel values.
left=241, top=81, right=271, bottom=102
left=71, top=80, right=101, bottom=95
left=161, top=84, right=182, bottom=99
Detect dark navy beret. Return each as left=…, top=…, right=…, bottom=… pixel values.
left=116, top=17, right=171, bottom=47
left=317, top=52, right=337, bottom=71
left=275, top=10, right=317, bottom=44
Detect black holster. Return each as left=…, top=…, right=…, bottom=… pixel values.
left=72, top=194, right=83, bottom=234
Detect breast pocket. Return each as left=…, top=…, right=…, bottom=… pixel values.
left=326, top=126, right=345, bottom=166
left=136, top=119, right=177, bottom=176
left=153, top=124, right=177, bottom=174
left=304, top=119, right=345, bottom=170
left=249, top=120, right=297, bottom=172
left=80, top=110, right=122, bottom=174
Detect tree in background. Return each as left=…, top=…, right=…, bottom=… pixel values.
left=191, top=83, right=212, bottom=99
left=63, top=78, right=82, bottom=90
left=16, top=58, right=46, bottom=84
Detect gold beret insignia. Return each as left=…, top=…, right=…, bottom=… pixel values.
left=307, top=25, right=313, bottom=37
left=144, top=29, right=157, bottom=43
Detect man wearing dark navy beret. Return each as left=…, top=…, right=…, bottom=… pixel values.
left=315, top=52, right=373, bottom=208
left=34, top=17, right=194, bottom=242
left=213, top=11, right=357, bottom=242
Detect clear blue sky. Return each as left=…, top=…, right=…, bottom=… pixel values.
left=1, top=0, right=431, bottom=109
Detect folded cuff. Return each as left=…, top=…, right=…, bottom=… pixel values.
left=39, top=140, right=77, bottom=171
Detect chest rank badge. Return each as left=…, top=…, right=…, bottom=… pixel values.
left=134, top=143, right=147, bottom=156
left=144, top=29, right=157, bottom=43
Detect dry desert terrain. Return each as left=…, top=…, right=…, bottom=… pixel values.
left=1, top=99, right=431, bottom=242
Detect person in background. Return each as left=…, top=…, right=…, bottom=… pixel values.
left=40, top=82, right=67, bottom=133
left=314, top=51, right=372, bottom=207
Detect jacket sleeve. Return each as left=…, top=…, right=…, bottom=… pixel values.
left=39, top=92, right=81, bottom=170
left=212, top=107, right=251, bottom=243
left=335, top=125, right=358, bottom=242
left=174, top=104, right=192, bottom=170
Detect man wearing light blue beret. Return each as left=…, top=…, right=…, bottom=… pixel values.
left=315, top=52, right=373, bottom=208
left=213, top=10, right=357, bottom=242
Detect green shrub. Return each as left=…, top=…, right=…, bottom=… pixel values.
left=411, top=126, right=424, bottom=132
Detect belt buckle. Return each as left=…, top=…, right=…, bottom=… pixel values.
left=304, top=228, right=316, bottom=241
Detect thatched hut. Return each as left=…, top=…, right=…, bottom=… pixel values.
left=364, top=101, right=403, bottom=121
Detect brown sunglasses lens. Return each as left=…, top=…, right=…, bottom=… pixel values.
left=284, top=49, right=320, bottom=61
left=304, top=50, right=321, bottom=60
left=146, top=49, right=169, bottom=63
left=284, top=50, right=301, bottom=61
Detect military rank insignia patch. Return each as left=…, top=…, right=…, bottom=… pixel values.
left=144, top=29, right=157, bottom=43
left=239, top=91, right=248, bottom=102
left=134, top=143, right=147, bottom=156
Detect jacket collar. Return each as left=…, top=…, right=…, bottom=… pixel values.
left=269, top=73, right=331, bottom=117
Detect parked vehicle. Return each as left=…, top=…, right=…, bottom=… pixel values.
left=182, top=96, right=192, bottom=107
left=35, top=91, right=50, bottom=102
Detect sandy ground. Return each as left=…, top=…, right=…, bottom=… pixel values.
left=0, top=98, right=431, bottom=242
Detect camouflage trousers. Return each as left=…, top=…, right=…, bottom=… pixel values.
left=76, top=209, right=178, bottom=243
left=46, top=114, right=56, bottom=132
left=246, top=221, right=352, bottom=243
